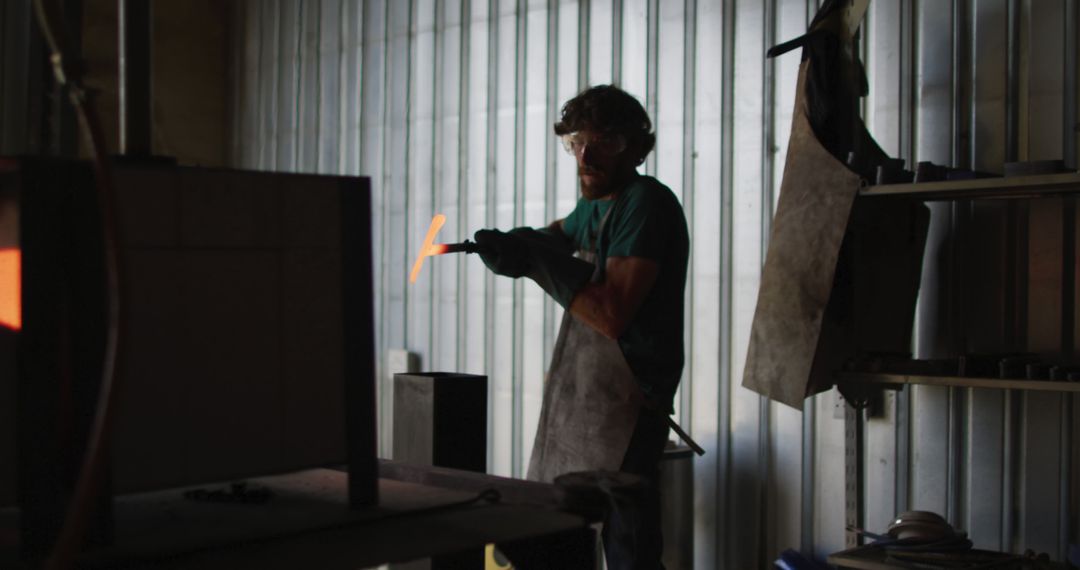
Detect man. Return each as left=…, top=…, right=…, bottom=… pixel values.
left=475, top=85, right=689, bottom=569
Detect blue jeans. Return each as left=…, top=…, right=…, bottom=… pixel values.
left=602, top=408, right=671, bottom=570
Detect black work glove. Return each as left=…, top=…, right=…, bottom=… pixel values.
left=473, top=226, right=594, bottom=309
left=473, top=229, right=531, bottom=277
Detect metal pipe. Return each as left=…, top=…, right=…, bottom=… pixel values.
left=118, top=0, right=151, bottom=156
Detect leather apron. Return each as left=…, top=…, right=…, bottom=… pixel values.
left=526, top=207, right=643, bottom=484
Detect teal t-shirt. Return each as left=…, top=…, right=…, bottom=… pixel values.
left=561, top=175, right=690, bottom=407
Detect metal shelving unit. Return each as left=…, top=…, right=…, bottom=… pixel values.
left=837, top=372, right=1080, bottom=393
left=835, top=170, right=1080, bottom=561
left=859, top=172, right=1080, bottom=200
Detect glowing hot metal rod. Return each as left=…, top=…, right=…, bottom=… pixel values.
left=409, top=214, right=492, bottom=284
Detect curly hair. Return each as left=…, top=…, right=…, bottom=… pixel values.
left=553, top=85, right=656, bottom=164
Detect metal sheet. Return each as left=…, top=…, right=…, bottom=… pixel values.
left=588, top=0, right=613, bottom=84
left=520, top=0, right=549, bottom=473
left=690, top=0, right=729, bottom=565
left=432, top=0, right=463, bottom=373
left=965, top=388, right=1005, bottom=550
left=256, top=0, right=281, bottom=170
left=915, top=0, right=955, bottom=165
left=340, top=0, right=363, bottom=176
left=0, top=0, right=30, bottom=154
left=814, top=391, right=847, bottom=557
left=406, top=0, right=436, bottom=370
left=489, top=0, right=518, bottom=477
left=237, top=1, right=261, bottom=168
left=971, top=0, right=1008, bottom=173
left=384, top=0, right=412, bottom=358
left=294, top=1, right=319, bottom=174
left=1021, top=0, right=1065, bottom=161
left=654, top=0, right=685, bottom=198
left=729, top=0, right=766, bottom=564
left=864, top=392, right=897, bottom=535
left=1019, top=391, right=1064, bottom=555
left=275, top=1, right=300, bottom=172
left=318, top=0, right=343, bottom=174
left=909, top=385, right=949, bottom=514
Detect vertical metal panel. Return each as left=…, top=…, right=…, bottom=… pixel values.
left=540, top=0, right=559, bottom=420
left=406, top=1, right=436, bottom=481
left=256, top=0, right=281, bottom=170
left=620, top=0, right=647, bottom=98
left=520, top=0, right=549, bottom=473
left=237, top=1, right=261, bottom=168
left=910, top=385, right=949, bottom=512
left=971, top=0, right=1008, bottom=173
left=318, top=0, right=343, bottom=174
left=654, top=0, right=685, bottom=201
left=339, top=1, right=364, bottom=175
left=690, top=0, right=724, bottom=566
left=1, top=0, right=30, bottom=154
left=814, top=392, right=847, bottom=556
left=296, top=1, right=321, bottom=173
left=767, top=0, right=808, bottom=556
left=384, top=0, right=412, bottom=363
left=434, top=0, right=464, bottom=375
left=555, top=0, right=581, bottom=217
left=275, top=1, right=300, bottom=172
left=962, top=387, right=1004, bottom=549
left=729, top=0, right=767, bottom=566
left=1019, top=391, right=1064, bottom=555
left=863, top=392, right=898, bottom=536
left=0, top=0, right=8, bottom=150
left=915, top=1, right=955, bottom=165
left=642, top=0, right=658, bottom=175
left=1066, top=2, right=1078, bottom=170
left=360, top=0, right=389, bottom=456
left=1021, top=1, right=1064, bottom=161
left=677, top=0, right=696, bottom=429
left=461, top=0, right=492, bottom=469
left=866, top=0, right=907, bottom=159
left=489, top=0, right=518, bottom=477
left=588, top=0, right=613, bottom=83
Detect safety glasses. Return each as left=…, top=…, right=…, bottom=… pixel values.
left=559, top=132, right=627, bottom=158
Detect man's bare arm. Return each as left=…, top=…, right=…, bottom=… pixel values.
left=568, top=256, right=659, bottom=339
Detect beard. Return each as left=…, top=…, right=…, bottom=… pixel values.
left=579, top=168, right=614, bottom=200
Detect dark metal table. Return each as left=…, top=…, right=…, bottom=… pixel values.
left=1, top=461, right=599, bottom=569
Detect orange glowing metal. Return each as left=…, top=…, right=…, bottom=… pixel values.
left=410, top=214, right=447, bottom=283
left=0, top=248, right=20, bottom=330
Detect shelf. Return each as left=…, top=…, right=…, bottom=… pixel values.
left=860, top=171, right=1080, bottom=200
left=828, top=545, right=1071, bottom=570
left=837, top=371, right=1080, bottom=393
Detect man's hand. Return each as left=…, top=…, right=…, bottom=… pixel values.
left=473, top=229, right=531, bottom=277
left=474, top=226, right=594, bottom=309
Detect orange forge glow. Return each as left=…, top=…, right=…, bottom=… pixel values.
left=409, top=214, right=447, bottom=284
left=0, top=248, right=20, bottom=331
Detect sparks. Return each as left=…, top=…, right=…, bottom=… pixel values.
left=409, top=214, right=447, bottom=284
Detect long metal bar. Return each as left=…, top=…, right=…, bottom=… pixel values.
left=716, top=0, right=736, bottom=564
left=1065, top=0, right=1078, bottom=170
left=118, top=0, right=151, bottom=156
left=511, top=0, right=527, bottom=479
left=679, top=0, right=696, bottom=426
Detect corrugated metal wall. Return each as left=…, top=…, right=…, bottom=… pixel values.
left=229, top=1, right=1080, bottom=567
left=0, top=0, right=36, bottom=156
